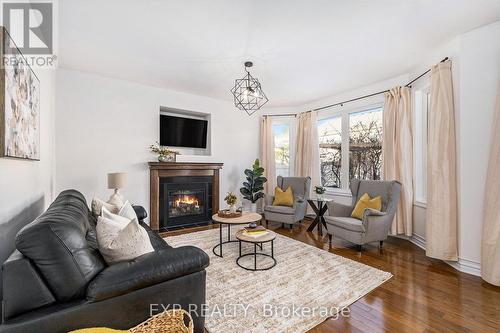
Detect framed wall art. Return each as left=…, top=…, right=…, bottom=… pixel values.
left=0, top=27, right=40, bottom=160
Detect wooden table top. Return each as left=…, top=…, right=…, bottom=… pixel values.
left=236, top=229, right=277, bottom=243
left=211, top=212, right=262, bottom=224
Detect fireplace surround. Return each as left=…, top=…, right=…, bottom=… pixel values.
left=149, top=162, right=223, bottom=232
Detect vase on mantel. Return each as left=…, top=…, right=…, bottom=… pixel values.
left=157, top=153, right=176, bottom=162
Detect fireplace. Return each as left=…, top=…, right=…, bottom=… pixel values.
left=149, top=162, right=223, bottom=232
left=159, top=176, right=212, bottom=230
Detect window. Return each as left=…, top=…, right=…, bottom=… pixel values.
left=318, top=106, right=383, bottom=192
left=414, top=88, right=430, bottom=204
left=318, top=116, right=342, bottom=188
left=272, top=118, right=295, bottom=177
left=348, top=109, right=383, bottom=181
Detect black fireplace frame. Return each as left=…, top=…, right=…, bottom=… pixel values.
left=159, top=176, right=213, bottom=231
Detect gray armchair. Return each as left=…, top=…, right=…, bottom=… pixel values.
left=325, top=179, right=401, bottom=249
left=263, top=176, right=311, bottom=229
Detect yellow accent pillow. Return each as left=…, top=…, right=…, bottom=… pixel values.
left=273, top=186, right=294, bottom=207
left=351, top=193, right=382, bottom=220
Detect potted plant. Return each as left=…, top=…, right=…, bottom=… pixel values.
left=240, top=159, right=267, bottom=213
left=314, top=185, right=326, bottom=200
left=149, top=142, right=179, bottom=162
left=224, top=192, right=238, bottom=213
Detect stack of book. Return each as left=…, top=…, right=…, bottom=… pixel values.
left=243, top=226, right=269, bottom=238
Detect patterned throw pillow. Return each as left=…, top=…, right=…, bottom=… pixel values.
left=96, top=202, right=154, bottom=265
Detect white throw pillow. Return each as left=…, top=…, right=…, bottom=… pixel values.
left=91, top=197, right=121, bottom=216
left=97, top=203, right=154, bottom=265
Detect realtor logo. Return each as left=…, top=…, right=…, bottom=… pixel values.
left=3, top=2, right=53, bottom=54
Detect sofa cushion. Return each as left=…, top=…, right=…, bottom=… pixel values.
left=264, top=205, right=295, bottom=215
left=15, top=190, right=106, bottom=302
left=324, top=216, right=365, bottom=232
left=87, top=246, right=210, bottom=302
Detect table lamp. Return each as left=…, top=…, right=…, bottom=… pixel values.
left=107, top=172, right=127, bottom=206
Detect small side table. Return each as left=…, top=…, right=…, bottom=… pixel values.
left=236, top=229, right=277, bottom=271
left=307, top=198, right=330, bottom=235
left=211, top=212, right=262, bottom=258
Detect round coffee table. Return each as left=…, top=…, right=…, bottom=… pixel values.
left=211, top=212, right=262, bottom=258
left=236, top=229, right=277, bottom=271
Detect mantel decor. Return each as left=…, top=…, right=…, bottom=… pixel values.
left=231, top=61, right=268, bottom=116
left=0, top=27, right=41, bottom=160
left=149, top=141, right=179, bottom=162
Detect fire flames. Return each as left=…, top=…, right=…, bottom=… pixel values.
left=174, top=195, right=199, bottom=207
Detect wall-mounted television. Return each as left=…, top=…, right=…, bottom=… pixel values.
left=160, top=114, right=208, bottom=149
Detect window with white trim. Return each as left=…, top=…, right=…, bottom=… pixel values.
left=414, top=87, right=430, bottom=204
left=318, top=106, right=383, bottom=192
left=272, top=117, right=295, bottom=177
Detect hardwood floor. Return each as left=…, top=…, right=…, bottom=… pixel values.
left=162, top=219, right=500, bottom=333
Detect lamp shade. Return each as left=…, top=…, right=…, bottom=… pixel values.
left=107, top=172, right=127, bottom=189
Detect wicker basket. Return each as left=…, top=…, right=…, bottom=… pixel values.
left=130, top=309, right=193, bottom=333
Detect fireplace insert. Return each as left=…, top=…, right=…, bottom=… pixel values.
left=159, top=176, right=213, bottom=231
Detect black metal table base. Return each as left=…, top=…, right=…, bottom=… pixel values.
left=236, top=240, right=276, bottom=271
left=212, top=223, right=261, bottom=258
left=306, top=199, right=329, bottom=235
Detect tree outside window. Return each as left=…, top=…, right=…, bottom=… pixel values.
left=318, top=116, right=342, bottom=188
left=318, top=107, right=383, bottom=191
left=349, top=109, right=382, bottom=181
left=273, top=123, right=291, bottom=177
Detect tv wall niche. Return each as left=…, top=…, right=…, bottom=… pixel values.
left=159, top=107, right=211, bottom=156
left=0, top=27, right=41, bottom=160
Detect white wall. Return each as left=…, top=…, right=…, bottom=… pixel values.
left=456, top=20, right=500, bottom=270
left=55, top=69, right=259, bottom=221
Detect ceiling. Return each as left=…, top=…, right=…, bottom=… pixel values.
left=58, top=0, right=500, bottom=107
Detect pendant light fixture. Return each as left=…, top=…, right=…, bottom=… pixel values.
left=231, top=61, right=268, bottom=115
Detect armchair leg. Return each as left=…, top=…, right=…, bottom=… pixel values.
left=328, top=234, right=332, bottom=247
left=357, top=245, right=363, bottom=252
left=290, top=224, right=293, bottom=230
left=379, top=241, right=383, bottom=248
left=282, top=223, right=285, bottom=229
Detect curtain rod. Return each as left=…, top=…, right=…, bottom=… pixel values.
left=311, top=57, right=448, bottom=112
left=264, top=57, right=448, bottom=116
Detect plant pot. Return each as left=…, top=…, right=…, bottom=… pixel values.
left=158, top=153, right=176, bottom=162
left=250, top=203, right=257, bottom=213
left=229, top=205, right=237, bottom=213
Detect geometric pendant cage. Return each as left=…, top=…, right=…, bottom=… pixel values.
left=231, top=61, right=268, bottom=116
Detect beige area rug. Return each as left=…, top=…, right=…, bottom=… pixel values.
left=165, top=229, right=392, bottom=333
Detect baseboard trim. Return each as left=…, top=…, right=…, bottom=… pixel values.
left=446, top=258, right=481, bottom=277
left=405, top=234, right=481, bottom=277
left=410, top=233, right=426, bottom=250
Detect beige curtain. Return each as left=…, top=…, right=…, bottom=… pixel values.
left=383, top=87, right=413, bottom=237
left=481, top=85, right=500, bottom=285
left=426, top=60, right=458, bottom=261
left=295, top=111, right=320, bottom=195
left=260, top=116, right=276, bottom=194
